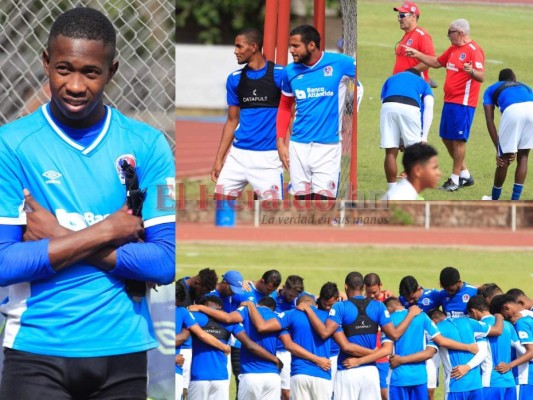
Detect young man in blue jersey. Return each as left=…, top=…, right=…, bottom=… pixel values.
left=0, top=8, right=175, bottom=399
left=242, top=269, right=283, bottom=303
left=439, top=266, right=479, bottom=318
left=467, top=295, right=522, bottom=400
left=298, top=272, right=421, bottom=400
left=188, top=296, right=281, bottom=400
left=177, top=268, right=219, bottom=307
left=482, top=68, right=533, bottom=200
left=490, top=294, right=533, bottom=399
left=213, top=28, right=284, bottom=200
left=380, top=68, right=434, bottom=190
left=276, top=24, right=356, bottom=200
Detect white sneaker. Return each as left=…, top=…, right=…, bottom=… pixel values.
left=481, top=195, right=492, bottom=200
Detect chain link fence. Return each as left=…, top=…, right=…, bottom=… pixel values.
left=0, top=0, right=175, bottom=152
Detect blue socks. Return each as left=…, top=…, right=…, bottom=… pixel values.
left=491, top=186, right=502, bottom=200
left=511, top=183, right=524, bottom=200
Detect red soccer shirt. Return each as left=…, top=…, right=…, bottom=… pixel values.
left=394, top=26, right=435, bottom=82
left=437, top=40, right=485, bottom=107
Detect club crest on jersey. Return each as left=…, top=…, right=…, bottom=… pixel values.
left=328, top=181, right=336, bottom=190
left=407, top=39, right=413, bottom=46
left=42, top=170, right=62, bottom=185
left=459, top=53, right=466, bottom=61
left=323, top=66, right=333, bottom=77
left=422, top=297, right=431, bottom=306
left=115, top=154, right=137, bottom=184
left=462, top=294, right=470, bottom=302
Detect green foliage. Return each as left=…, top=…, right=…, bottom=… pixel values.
left=389, top=206, right=414, bottom=225
left=176, top=0, right=265, bottom=44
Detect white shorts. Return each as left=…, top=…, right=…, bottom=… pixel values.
left=380, top=102, right=422, bottom=149
left=498, top=101, right=533, bottom=155
left=238, top=373, right=281, bottom=400
left=357, top=81, right=364, bottom=112
left=188, top=380, right=229, bottom=400
left=179, top=348, right=192, bottom=389
left=215, top=146, right=283, bottom=200
left=330, top=355, right=339, bottom=392
left=426, top=351, right=440, bottom=389
left=291, top=374, right=332, bottom=400
left=175, top=373, right=183, bottom=400
left=334, top=366, right=380, bottom=400
left=288, top=141, right=342, bottom=198
left=277, top=350, right=292, bottom=390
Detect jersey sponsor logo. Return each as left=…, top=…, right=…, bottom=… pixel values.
left=446, top=62, right=459, bottom=72
left=462, top=294, right=470, bottom=302
left=422, top=297, right=431, bottom=306
left=306, top=87, right=334, bottom=98
left=323, top=66, right=333, bottom=77
left=242, top=88, right=269, bottom=103
left=56, top=208, right=110, bottom=230
left=115, top=154, right=137, bottom=184
left=447, top=310, right=465, bottom=318
left=475, top=61, right=483, bottom=69
left=42, top=170, right=62, bottom=185
left=459, top=53, right=466, bottom=61
left=407, top=39, right=413, bottom=46
left=295, top=89, right=307, bottom=99
left=356, top=319, right=372, bottom=330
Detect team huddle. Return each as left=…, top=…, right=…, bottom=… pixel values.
left=175, top=267, right=533, bottom=400
left=381, top=1, right=533, bottom=200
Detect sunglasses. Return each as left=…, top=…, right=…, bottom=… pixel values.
left=398, top=13, right=412, bottom=19
left=447, top=29, right=459, bottom=36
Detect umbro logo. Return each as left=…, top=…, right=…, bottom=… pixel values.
left=43, top=170, right=62, bottom=184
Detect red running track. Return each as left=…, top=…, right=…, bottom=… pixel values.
left=177, top=223, right=533, bottom=249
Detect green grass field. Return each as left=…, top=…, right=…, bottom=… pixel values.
left=178, top=242, right=533, bottom=398
left=357, top=0, right=533, bottom=200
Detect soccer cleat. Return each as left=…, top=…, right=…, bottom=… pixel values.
left=459, top=176, right=474, bottom=187
left=440, top=178, right=459, bottom=192
left=429, top=78, right=439, bottom=88
left=481, top=195, right=492, bottom=200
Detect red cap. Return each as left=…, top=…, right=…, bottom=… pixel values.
left=394, top=1, right=420, bottom=16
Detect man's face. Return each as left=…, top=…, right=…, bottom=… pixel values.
left=447, top=26, right=462, bottom=45
left=406, top=287, right=423, bottom=304
left=289, top=35, right=312, bottom=64
left=282, top=288, right=301, bottom=303
left=397, top=12, right=417, bottom=32
left=234, top=35, right=255, bottom=65
left=501, top=303, right=520, bottom=320
left=320, top=296, right=337, bottom=311
left=259, top=280, right=279, bottom=296
left=365, top=284, right=382, bottom=300
left=205, top=301, right=222, bottom=311
left=220, top=281, right=233, bottom=296
left=44, top=35, right=117, bottom=128
left=419, top=156, right=441, bottom=189
left=442, top=281, right=461, bottom=296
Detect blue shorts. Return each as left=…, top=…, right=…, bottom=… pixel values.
left=519, top=384, right=533, bottom=400
left=446, top=388, right=483, bottom=400
left=389, top=384, right=428, bottom=400
left=439, top=102, right=476, bottom=141
left=376, top=361, right=389, bottom=389
left=483, top=386, right=517, bottom=400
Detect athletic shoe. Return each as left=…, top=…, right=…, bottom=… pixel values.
left=440, top=178, right=459, bottom=191
left=459, top=176, right=475, bottom=187
left=429, top=78, right=439, bottom=88
left=481, top=195, right=492, bottom=200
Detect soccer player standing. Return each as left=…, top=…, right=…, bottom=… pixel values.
left=0, top=8, right=175, bottom=399
left=213, top=28, right=284, bottom=200
left=276, top=25, right=356, bottom=200
left=404, top=19, right=484, bottom=192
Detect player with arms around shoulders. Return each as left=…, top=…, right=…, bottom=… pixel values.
left=482, top=68, right=533, bottom=201
left=276, top=24, right=356, bottom=200
left=0, top=7, right=175, bottom=399
left=213, top=28, right=284, bottom=200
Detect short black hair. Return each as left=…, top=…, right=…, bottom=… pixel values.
left=198, top=268, right=218, bottom=292
left=507, top=288, right=526, bottom=300
left=258, top=296, right=276, bottom=311
left=238, top=27, right=263, bottom=50
left=318, top=282, right=339, bottom=303
left=440, top=266, right=460, bottom=288
left=383, top=296, right=400, bottom=308
left=49, top=8, right=116, bottom=58
left=345, top=271, right=364, bottom=291
left=176, top=281, right=186, bottom=304
left=477, top=283, right=502, bottom=299
left=489, top=294, right=516, bottom=315
left=403, top=143, right=438, bottom=175
left=364, top=273, right=381, bottom=287
left=290, top=24, right=321, bottom=49
left=399, top=276, right=419, bottom=298
left=428, top=309, right=446, bottom=321
left=296, top=294, right=315, bottom=306
left=262, top=270, right=282, bottom=287
left=406, top=68, right=421, bottom=77
left=285, top=275, right=304, bottom=292
left=498, top=68, right=516, bottom=82
left=198, top=295, right=223, bottom=308
left=466, top=295, right=489, bottom=313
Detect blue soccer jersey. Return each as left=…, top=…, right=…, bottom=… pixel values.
left=440, top=283, right=478, bottom=318
left=381, top=71, right=433, bottom=109
left=236, top=305, right=279, bottom=374
left=480, top=315, right=519, bottom=388
left=226, top=62, right=283, bottom=151
left=176, top=307, right=198, bottom=375
left=514, top=316, right=533, bottom=386
left=281, top=52, right=355, bottom=144
left=279, top=307, right=331, bottom=380
left=328, top=296, right=391, bottom=371
left=189, top=311, right=243, bottom=381
left=483, top=81, right=533, bottom=113
left=0, top=104, right=175, bottom=357
left=383, top=309, right=440, bottom=387
left=436, top=317, right=490, bottom=393
left=399, top=287, right=443, bottom=314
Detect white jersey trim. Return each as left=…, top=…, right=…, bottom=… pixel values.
left=144, top=214, right=175, bottom=228
left=1, top=283, right=31, bottom=349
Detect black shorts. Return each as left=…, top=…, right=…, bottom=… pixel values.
left=0, top=348, right=147, bottom=400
